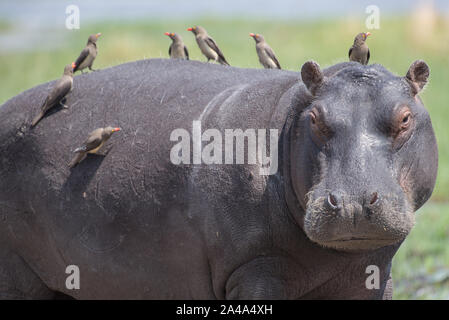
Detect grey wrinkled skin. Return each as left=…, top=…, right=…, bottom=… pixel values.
left=0, top=59, right=438, bottom=299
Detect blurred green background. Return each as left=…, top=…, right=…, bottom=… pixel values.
left=0, top=0, right=448, bottom=299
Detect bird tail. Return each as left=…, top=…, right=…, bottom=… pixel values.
left=31, top=111, right=44, bottom=127
left=31, top=97, right=50, bottom=127
left=68, top=152, right=86, bottom=168
left=219, top=57, right=230, bottom=66
left=73, top=146, right=86, bottom=153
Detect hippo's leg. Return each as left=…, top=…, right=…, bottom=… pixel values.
left=0, top=246, right=54, bottom=299
left=225, top=257, right=298, bottom=300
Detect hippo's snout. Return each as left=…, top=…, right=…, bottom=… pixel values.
left=303, top=190, right=415, bottom=251
left=326, top=191, right=379, bottom=210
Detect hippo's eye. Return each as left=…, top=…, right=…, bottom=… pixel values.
left=392, top=106, right=414, bottom=150
left=308, top=107, right=333, bottom=146
left=394, top=108, right=413, bottom=133
left=310, top=111, right=317, bottom=124
left=401, top=112, right=411, bottom=128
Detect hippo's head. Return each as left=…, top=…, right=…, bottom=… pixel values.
left=289, top=61, right=438, bottom=251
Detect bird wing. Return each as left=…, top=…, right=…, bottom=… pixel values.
left=74, top=47, right=90, bottom=71
left=367, top=48, right=370, bottom=64
left=205, top=37, right=228, bottom=64
left=76, top=130, right=103, bottom=153
left=83, top=135, right=103, bottom=152
left=168, top=43, right=172, bottom=57
left=184, top=45, right=189, bottom=60
left=41, top=77, right=72, bottom=111
left=265, top=46, right=281, bottom=69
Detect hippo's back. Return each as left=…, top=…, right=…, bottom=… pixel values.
left=0, top=59, right=300, bottom=205
left=0, top=59, right=301, bottom=298
left=0, top=58, right=298, bottom=166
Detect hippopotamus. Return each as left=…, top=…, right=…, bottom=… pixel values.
left=0, top=58, right=438, bottom=299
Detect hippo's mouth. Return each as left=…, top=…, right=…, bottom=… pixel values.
left=328, top=237, right=396, bottom=242
left=317, top=237, right=402, bottom=251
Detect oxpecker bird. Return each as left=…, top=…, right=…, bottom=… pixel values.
left=68, top=126, right=121, bottom=168
left=73, top=33, right=101, bottom=73
left=187, top=26, right=229, bottom=66
left=349, top=32, right=371, bottom=65
left=165, top=32, right=189, bottom=60
left=31, top=63, right=75, bottom=127
left=249, top=33, right=281, bottom=69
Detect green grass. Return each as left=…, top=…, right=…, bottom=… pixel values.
left=0, top=20, right=9, bottom=32
left=0, top=16, right=448, bottom=299
left=393, top=203, right=449, bottom=299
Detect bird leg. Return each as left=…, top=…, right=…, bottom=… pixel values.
left=59, top=102, right=69, bottom=109
left=101, top=145, right=113, bottom=156
left=89, top=66, right=98, bottom=72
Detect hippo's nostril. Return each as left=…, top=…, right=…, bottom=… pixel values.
left=327, top=193, right=338, bottom=209
left=370, top=192, right=379, bottom=205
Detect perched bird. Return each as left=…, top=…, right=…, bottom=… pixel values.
left=349, top=32, right=371, bottom=65
left=165, top=32, right=189, bottom=60
left=249, top=33, right=281, bottom=69
left=31, top=63, right=75, bottom=127
left=73, top=33, right=102, bottom=73
left=187, top=26, right=229, bottom=66
left=68, top=126, right=121, bottom=168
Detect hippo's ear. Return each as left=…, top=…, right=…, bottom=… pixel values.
left=301, top=61, right=324, bottom=96
left=406, top=60, right=430, bottom=96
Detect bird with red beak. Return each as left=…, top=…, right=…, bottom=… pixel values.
left=165, top=32, right=189, bottom=60
left=249, top=33, right=281, bottom=69
left=73, top=33, right=102, bottom=73
left=187, top=26, right=229, bottom=66
left=69, top=126, right=121, bottom=168
left=349, top=32, right=371, bottom=65
left=31, top=63, right=75, bottom=127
